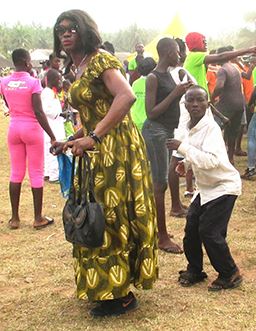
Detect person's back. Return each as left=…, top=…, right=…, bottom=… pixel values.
left=184, top=51, right=208, bottom=91
left=0, top=48, right=55, bottom=230
left=217, top=62, right=244, bottom=110
left=1, top=71, right=41, bottom=122
left=131, top=57, right=156, bottom=131
left=131, top=76, right=146, bottom=130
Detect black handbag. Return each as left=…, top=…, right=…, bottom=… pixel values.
left=62, top=152, right=105, bottom=248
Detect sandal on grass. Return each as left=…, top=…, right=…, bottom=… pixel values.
left=178, top=270, right=208, bottom=287
left=33, top=216, right=54, bottom=230
left=208, top=271, right=243, bottom=291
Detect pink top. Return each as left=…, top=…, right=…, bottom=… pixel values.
left=0, top=71, right=43, bottom=122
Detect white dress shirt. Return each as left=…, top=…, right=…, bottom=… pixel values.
left=41, top=87, right=66, bottom=142
left=177, top=113, right=242, bottom=205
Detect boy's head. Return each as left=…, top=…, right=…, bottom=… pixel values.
left=49, top=53, right=61, bottom=71
left=12, top=48, right=32, bottom=72
left=137, top=57, right=156, bottom=76
left=45, top=69, right=63, bottom=92
left=184, top=85, right=209, bottom=122
left=62, top=79, right=71, bottom=92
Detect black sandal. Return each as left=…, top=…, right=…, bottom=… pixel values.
left=178, top=270, right=208, bottom=287
left=208, top=271, right=243, bottom=291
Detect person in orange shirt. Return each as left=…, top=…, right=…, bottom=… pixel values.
left=229, top=46, right=256, bottom=156
left=242, top=57, right=256, bottom=125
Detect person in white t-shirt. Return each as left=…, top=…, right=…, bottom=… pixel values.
left=167, top=85, right=243, bottom=291
left=41, top=69, right=66, bottom=182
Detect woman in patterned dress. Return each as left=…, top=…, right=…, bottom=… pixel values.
left=52, top=9, right=158, bottom=317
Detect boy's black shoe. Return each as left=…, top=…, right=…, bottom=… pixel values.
left=90, top=291, right=138, bottom=317
left=208, top=270, right=243, bottom=291
left=178, top=270, right=208, bottom=287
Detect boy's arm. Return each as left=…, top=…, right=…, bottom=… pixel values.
left=177, top=126, right=222, bottom=170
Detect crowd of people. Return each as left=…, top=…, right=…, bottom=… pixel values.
left=1, top=8, right=256, bottom=318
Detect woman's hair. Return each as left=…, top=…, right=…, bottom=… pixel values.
left=12, top=48, right=30, bottom=66
left=175, top=38, right=186, bottom=54
left=137, top=57, right=156, bottom=76
left=53, top=9, right=102, bottom=58
left=175, top=37, right=186, bottom=63
left=101, top=41, right=115, bottom=55
left=156, top=37, right=177, bottom=57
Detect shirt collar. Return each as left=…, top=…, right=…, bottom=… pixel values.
left=189, top=113, right=209, bottom=133
left=12, top=71, right=30, bottom=77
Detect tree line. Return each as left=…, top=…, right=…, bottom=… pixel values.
left=0, top=12, right=255, bottom=59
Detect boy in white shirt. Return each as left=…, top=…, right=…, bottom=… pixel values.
left=41, top=69, right=66, bottom=182
left=167, top=85, right=242, bottom=291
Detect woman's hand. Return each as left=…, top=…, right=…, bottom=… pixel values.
left=174, top=81, right=194, bottom=98
left=63, top=136, right=95, bottom=156
left=50, top=141, right=65, bottom=155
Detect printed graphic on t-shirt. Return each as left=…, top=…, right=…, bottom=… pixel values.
left=6, top=81, right=27, bottom=89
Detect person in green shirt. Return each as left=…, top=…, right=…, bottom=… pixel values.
left=128, top=42, right=145, bottom=85
left=131, top=57, right=156, bottom=131
left=184, top=32, right=256, bottom=96
left=253, top=65, right=256, bottom=86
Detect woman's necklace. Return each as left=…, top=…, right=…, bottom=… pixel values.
left=74, top=54, right=88, bottom=75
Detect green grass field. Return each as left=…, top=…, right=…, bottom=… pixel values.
left=0, top=112, right=256, bottom=331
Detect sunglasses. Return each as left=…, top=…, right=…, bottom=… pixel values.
left=55, top=24, right=79, bottom=37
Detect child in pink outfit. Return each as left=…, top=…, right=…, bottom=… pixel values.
left=0, top=48, right=56, bottom=230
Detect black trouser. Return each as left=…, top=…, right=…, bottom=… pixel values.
left=183, top=194, right=238, bottom=279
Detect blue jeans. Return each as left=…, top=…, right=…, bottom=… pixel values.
left=142, top=119, right=174, bottom=187
left=247, top=113, right=256, bottom=168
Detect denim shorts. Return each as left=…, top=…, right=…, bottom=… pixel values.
left=142, top=119, right=174, bottom=186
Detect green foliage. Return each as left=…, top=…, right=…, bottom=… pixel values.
left=0, top=15, right=255, bottom=59
left=0, top=23, right=53, bottom=58
left=101, top=24, right=158, bottom=52
left=208, top=27, right=256, bottom=52
left=208, top=12, right=256, bottom=51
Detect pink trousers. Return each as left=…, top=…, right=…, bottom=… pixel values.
left=8, top=120, right=44, bottom=188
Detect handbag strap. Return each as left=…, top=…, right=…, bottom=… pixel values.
left=68, top=152, right=97, bottom=204
left=82, top=152, right=97, bottom=203
left=68, top=155, right=77, bottom=202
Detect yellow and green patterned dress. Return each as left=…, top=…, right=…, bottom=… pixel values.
left=68, top=50, right=158, bottom=302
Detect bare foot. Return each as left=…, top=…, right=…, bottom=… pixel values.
left=8, top=218, right=20, bottom=230
left=158, top=235, right=183, bottom=254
